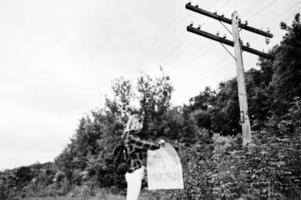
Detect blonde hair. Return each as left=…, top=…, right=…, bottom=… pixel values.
left=124, top=114, right=143, bottom=133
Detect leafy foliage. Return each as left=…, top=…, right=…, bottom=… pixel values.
left=210, top=129, right=301, bottom=200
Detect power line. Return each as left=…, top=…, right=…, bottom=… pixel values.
left=138, top=15, right=189, bottom=66
left=207, top=0, right=221, bottom=9
left=169, top=1, right=274, bottom=72
left=236, top=0, right=301, bottom=48
left=247, top=0, right=278, bottom=20
left=163, top=36, right=213, bottom=65
left=237, top=0, right=267, bottom=18
left=190, top=0, right=299, bottom=74
left=140, top=27, right=187, bottom=66
left=158, top=22, right=211, bottom=64
left=136, top=9, right=187, bottom=65
left=158, top=0, right=275, bottom=66
left=140, top=0, right=294, bottom=74
left=139, top=0, right=222, bottom=67
left=267, top=5, right=301, bottom=25
left=189, top=0, right=277, bottom=62
left=244, top=4, right=301, bottom=45
left=179, top=0, right=281, bottom=101
left=219, top=0, right=232, bottom=8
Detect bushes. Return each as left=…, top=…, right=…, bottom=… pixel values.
left=209, top=132, right=301, bottom=200
left=3, top=117, right=298, bottom=200
left=175, top=139, right=214, bottom=200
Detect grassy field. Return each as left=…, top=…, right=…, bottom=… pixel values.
left=24, top=192, right=124, bottom=200
left=24, top=194, right=159, bottom=200
left=23, top=189, right=165, bottom=200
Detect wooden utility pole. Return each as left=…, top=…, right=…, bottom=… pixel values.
left=185, top=3, right=274, bottom=146
left=231, top=11, right=251, bottom=145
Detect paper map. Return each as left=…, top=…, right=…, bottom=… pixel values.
left=147, top=143, right=184, bottom=190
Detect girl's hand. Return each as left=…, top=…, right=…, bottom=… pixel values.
left=159, top=139, right=165, bottom=147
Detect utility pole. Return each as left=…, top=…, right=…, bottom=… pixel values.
left=185, top=3, right=274, bottom=146
left=231, top=11, right=251, bottom=145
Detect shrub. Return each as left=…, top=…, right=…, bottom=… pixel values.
left=210, top=133, right=301, bottom=200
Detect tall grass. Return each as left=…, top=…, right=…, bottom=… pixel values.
left=24, top=190, right=125, bottom=200
left=24, top=189, right=169, bottom=200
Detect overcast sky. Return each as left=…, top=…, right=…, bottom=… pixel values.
left=0, top=0, right=300, bottom=170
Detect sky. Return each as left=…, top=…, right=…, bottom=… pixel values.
left=0, top=0, right=300, bottom=170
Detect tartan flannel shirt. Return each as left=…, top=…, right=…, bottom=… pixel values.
left=124, top=131, right=160, bottom=173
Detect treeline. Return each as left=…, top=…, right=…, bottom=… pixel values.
left=1, top=14, right=300, bottom=200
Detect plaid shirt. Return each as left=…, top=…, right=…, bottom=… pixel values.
left=124, top=131, right=160, bottom=172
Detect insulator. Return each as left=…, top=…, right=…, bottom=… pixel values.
left=216, top=31, right=220, bottom=36
left=197, top=25, right=201, bottom=30
left=265, top=38, right=270, bottom=45
left=244, top=20, right=248, bottom=25
left=246, top=42, right=250, bottom=47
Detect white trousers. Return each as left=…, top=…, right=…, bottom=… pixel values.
left=125, top=166, right=145, bottom=200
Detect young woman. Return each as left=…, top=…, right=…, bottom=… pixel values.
left=123, top=114, right=164, bottom=200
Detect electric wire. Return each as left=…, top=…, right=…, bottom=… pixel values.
left=247, top=9, right=300, bottom=51
left=192, top=0, right=301, bottom=84
left=188, top=0, right=286, bottom=87
left=141, top=0, right=300, bottom=83
left=136, top=12, right=186, bottom=65
left=139, top=0, right=222, bottom=67
left=246, top=0, right=278, bottom=20
left=219, top=0, right=232, bottom=9
left=228, top=0, right=301, bottom=55
left=187, top=0, right=260, bottom=72
left=160, top=0, right=234, bottom=63
left=244, top=3, right=301, bottom=45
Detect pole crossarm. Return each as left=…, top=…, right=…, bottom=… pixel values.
left=187, top=25, right=274, bottom=59
left=185, top=3, right=273, bottom=38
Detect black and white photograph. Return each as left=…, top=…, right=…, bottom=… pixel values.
left=0, top=0, right=300, bottom=199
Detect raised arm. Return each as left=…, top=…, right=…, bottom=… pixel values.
left=127, top=134, right=160, bottom=150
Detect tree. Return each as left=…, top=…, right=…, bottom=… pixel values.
left=269, top=14, right=301, bottom=116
